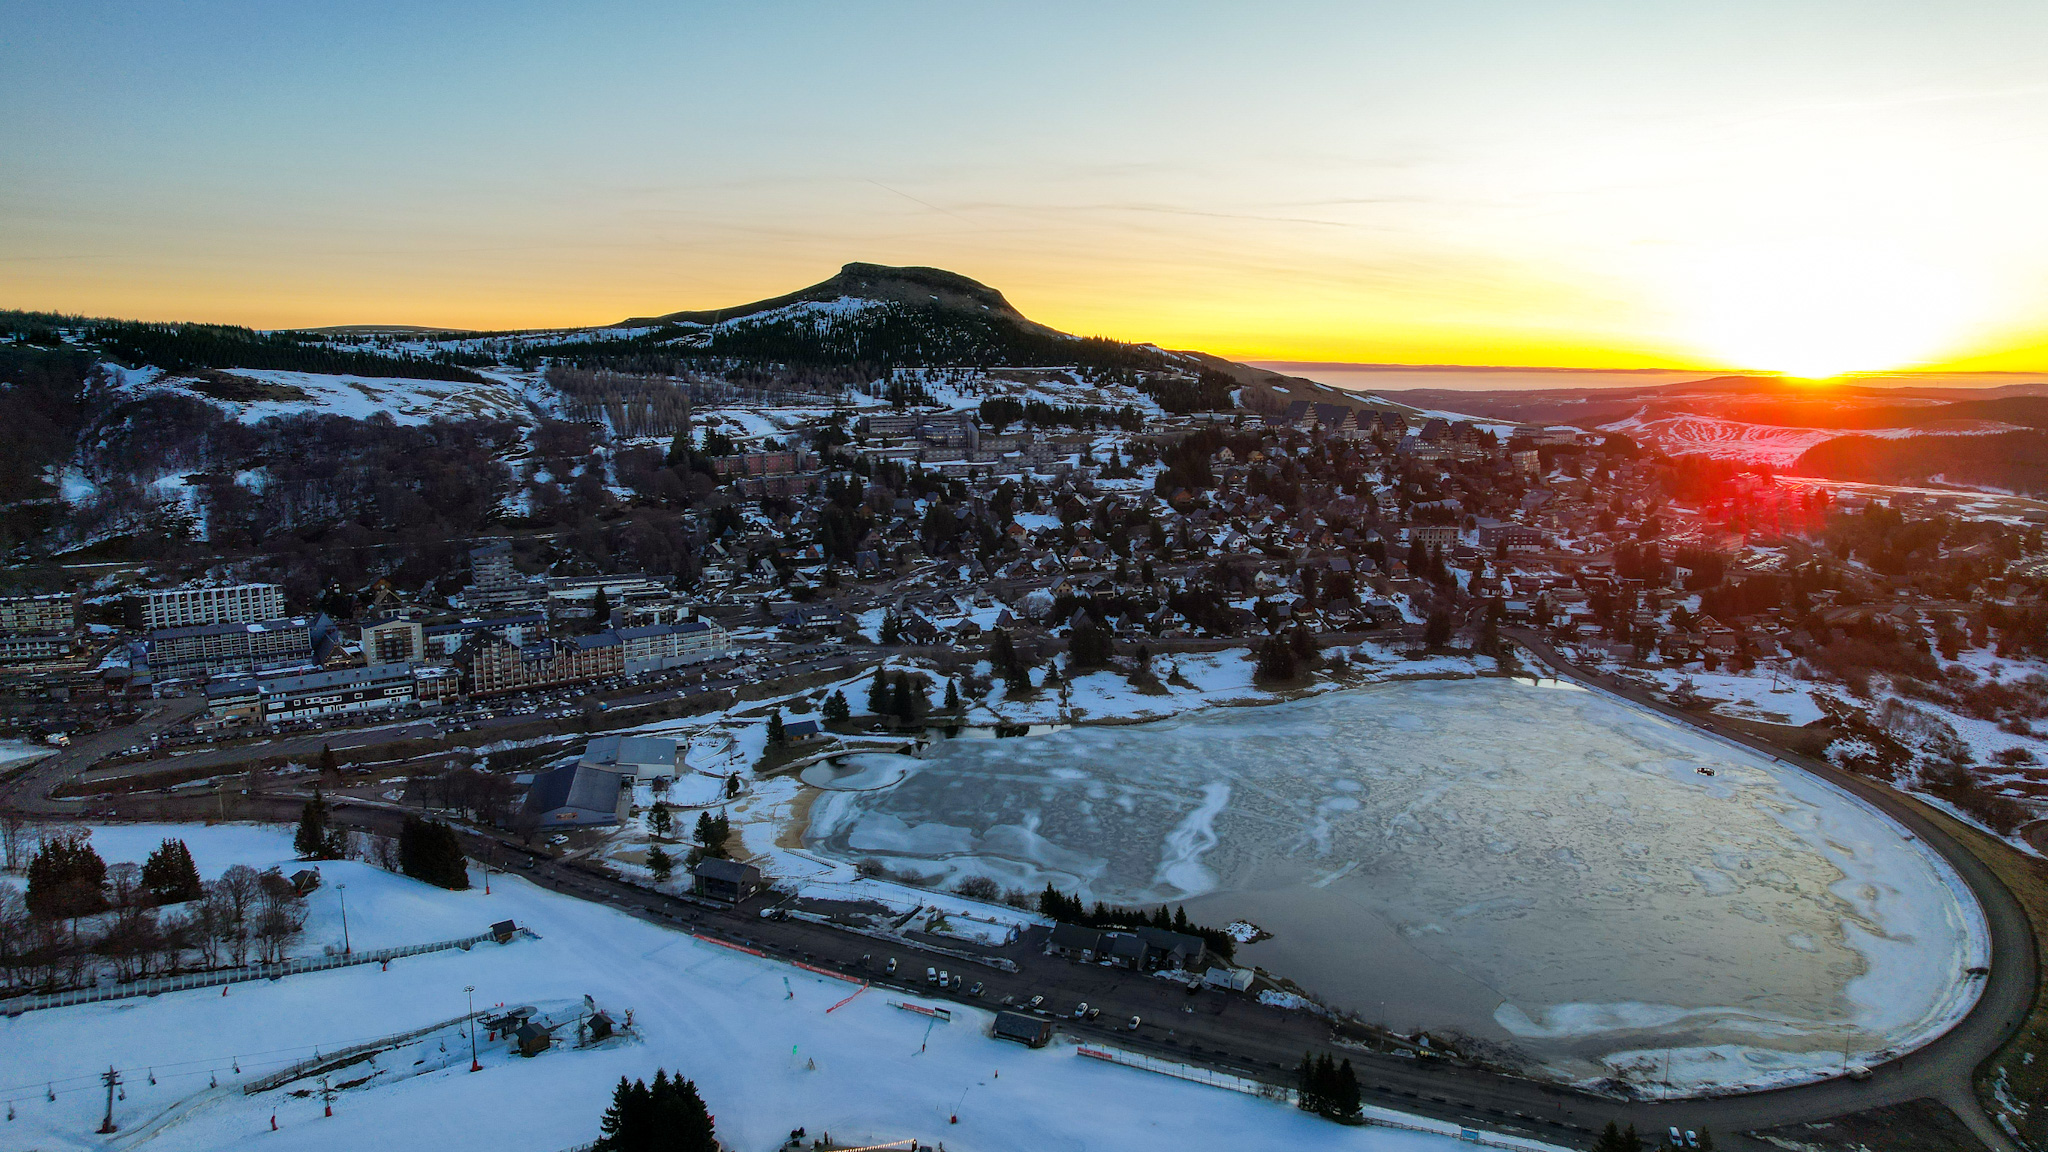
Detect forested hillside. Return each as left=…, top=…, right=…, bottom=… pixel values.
left=1796, top=431, right=2048, bottom=495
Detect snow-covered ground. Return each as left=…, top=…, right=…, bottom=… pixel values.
left=0, top=824, right=1505, bottom=1152
left=803, top=679, right=1988, bottom=1094
left=107, top=367, right=534, bottom=427
left=0, top=738, right=58, bottom=770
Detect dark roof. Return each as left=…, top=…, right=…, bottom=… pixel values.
left=1136, top=926, right=1207, bottom=957
left=1048, top=923, right=1103, bottom=950
left=993, top=1011, right=1052, bottom=1039
left=1106, top=932, right=1150, bottom=959
left=693, top=857, right=760, bottom=884
left=524, top=763, right=623, bottom=817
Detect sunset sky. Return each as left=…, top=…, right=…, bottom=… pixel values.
left=5, top=1, right=2048, bottom=376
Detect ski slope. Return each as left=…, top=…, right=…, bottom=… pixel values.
left=0, top=823, right=1518, bottom=1152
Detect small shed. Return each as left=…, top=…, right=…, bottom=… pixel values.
left=513, top=1021, right=554, bottom=1057
left=586, top=1011, right=615, bottom=1042
left=691, top=857, right=763, bottom=903
left=992, top=1011, right=1054, bottom=1048
left=1202, top=966, right=1254, bottom=992
left=490, top=919, right=519, bottom=944
left=288, top=869, right=321, bottom=895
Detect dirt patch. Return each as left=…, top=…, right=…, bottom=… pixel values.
left=773, top=787, right=820, bottom=850
left=181, top=369, right=312, bottom=403
left=1714, top=716, right=1838, bottom=759
left=1748, top=1096, right=1986, bottom=1151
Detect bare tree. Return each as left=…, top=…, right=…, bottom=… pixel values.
left=0, top=882, right=26, bottom=991
left=0, top=814, right=28, bottom=872
left=253, top=869, right=305, bottom=964
left=217, top=864, right=261, bottom=925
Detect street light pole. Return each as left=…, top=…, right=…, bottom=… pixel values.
left=466, top=985, right=480, bottom=1072
left=336, top=883, right=349, bottom=955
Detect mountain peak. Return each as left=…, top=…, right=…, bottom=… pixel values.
left=621, top=262, right=1047, bottom=330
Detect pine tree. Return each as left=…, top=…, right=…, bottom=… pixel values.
left=295, top=788, right=334, bottom=859
left=591, top=588, right=612, bottom=629
left=142, top=838, right=203, bottom=904
left=867, top=667, right=887, bottom=714
left=25, top=834, right=106, bottom=921
left=1296, top=1053, right=1322, bottom=1115
left=594, top=1068, right=717, bottom=1151
left=1254, top=634, right=1298, bottom=683
left=694, top=812, right=730, bottom=858
left=648, top=801, right=672, bottom=840
left=1333, top=1058, right=1361, bottom=1120
left=399, top=816, right=471, bottom=890
left=647, top=844, right=673, bottom=883
left=1423, top=609, right=1453, bottom=651
left=822, top=689, right=850, bottom=724
left=766, top=708, right=786, bottom=746
left=316, top=744, right=339, bottom=776
left=943, top=678, right=959, bottom=711
left=889, top=674, right=913, bottom=721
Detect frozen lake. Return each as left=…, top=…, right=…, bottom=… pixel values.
left=804, top=678, right=1989, bottom=1091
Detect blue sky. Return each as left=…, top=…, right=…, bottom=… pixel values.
left=5, top=1, right=2047, bottom=371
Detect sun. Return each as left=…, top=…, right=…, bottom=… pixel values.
left=1676, top=243, right=1980, bottom=379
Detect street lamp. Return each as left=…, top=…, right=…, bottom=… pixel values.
left=466, top=985, right=480, bottom=1072
left=336, top=883, right=350, bottom=955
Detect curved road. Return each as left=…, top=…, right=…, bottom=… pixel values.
left=4, top=639, right=2035, bottom=1151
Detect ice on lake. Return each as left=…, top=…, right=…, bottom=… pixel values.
left=805, top=678, right=1988, bottom=1090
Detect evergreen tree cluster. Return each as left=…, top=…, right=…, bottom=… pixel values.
left=79, top=317, right=488, bottom=381
left=294, top=787, right=347, bottom=860
left=140, top=838, right=204, bottom=904
left=594, top=1069, right=717, bottom=1152
left=398, top=816, right=471, bottom=890
left=25, top=834, right=107, bottom=921
left=1035, top=884, right=1235, bottom=961
left=692, top=812, right=732, bottom=859
left=1295, top=1052, right=1361, bottom=1121
left=988, top=629, right=1034, bottom=691
left=864, top=667, right=930, bottom=723
left=822, top=689, right=850, bottom=723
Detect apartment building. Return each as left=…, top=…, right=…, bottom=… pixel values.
left=459, top=634, right=624, bottom=698
left=205, top=662, right=416, bottom=725
left=0, top=593, right=76, bottom=635
left=135, top=583, right=285, bottom=630
left=147, top=616, right=319, bottom=679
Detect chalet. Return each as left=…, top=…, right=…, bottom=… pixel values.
left=692, top=857, right=763, bottom=903
left=513, top=1021, right=554, bottom=1057
left=992, top=1011, right=1053, bottom=1048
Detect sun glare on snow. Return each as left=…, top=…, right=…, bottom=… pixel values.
left=1678, top=243, right=1980, bottom=379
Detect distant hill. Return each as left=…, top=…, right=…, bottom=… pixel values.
left=1796, top=430, right=2048, bottom=496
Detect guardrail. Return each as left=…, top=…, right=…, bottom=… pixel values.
left=0, top=929, right=504, bottom=1016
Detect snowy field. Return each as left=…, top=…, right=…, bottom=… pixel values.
left=0, top=824, right=1508, bottom=1152
left=0, top=739, right=57, bottom=770
left=804, top=679, right=1988, bottom=1093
